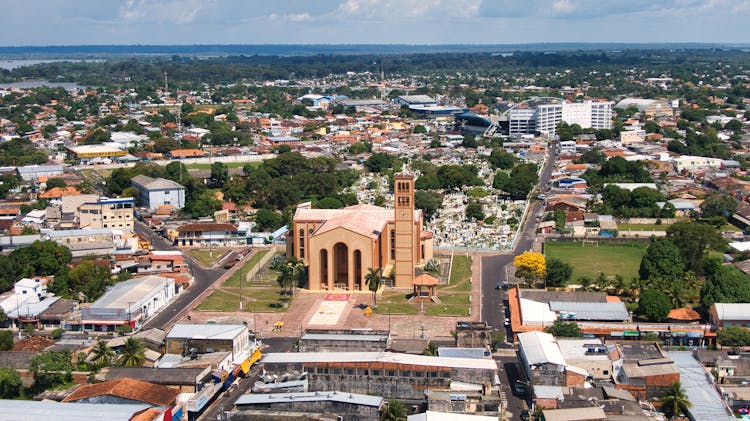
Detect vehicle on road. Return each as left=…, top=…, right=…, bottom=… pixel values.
left=504, top=318, right=511, bottom=327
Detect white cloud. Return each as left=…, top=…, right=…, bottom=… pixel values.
left=119, top=0, right=214, bottom=24
left=334, top=0, right=479, bottom=20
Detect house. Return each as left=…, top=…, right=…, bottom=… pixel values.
left=16, top=164, right=64, bottom=181
left=164, top=323, right=261, bottom=374
left=542, top=406, right=606, bottom=421
left=137, top=251, right=188, bottom=274
left=710, top=303, right=750, bottom=328
left=62, top=377, right=179, bottom=408
left=169, top=149, right=205, bottom=159
left=45, top=228, right=115, bottom=257
left=130, top=175, right=185, bottom=210
left=516, top=331, right=587, bottom=388
left=613, top=341, right=679, bottom=400
left=96, top=366, right=212, bottom=393
left=175, top=222, right=239, bottom=247
left=77, top=197, right=134, bottom=231
left=80, top=275, right=176, bottom=332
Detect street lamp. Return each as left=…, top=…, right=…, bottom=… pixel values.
left=239, top=257, right=243, bottom=310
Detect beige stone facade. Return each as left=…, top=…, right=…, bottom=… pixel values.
left=292, top=174, right=433, bottom=291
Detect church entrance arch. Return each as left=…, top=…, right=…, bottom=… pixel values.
left=333, top=242, right=349, bottom=289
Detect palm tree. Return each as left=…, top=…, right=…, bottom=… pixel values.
left=365, top=267, right=382, bottom=307
left=90, top=340, right=115, bottom=368
left=380, top=399, right=407, bottom=421
left=276, top=264, right=295, bottom=295
left=118, top=337, right=146, bottom=367
left=423, top=341, right=438, bottom=356
left=661, top=382, right=691, bottom=420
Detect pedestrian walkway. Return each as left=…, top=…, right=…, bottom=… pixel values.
left=665, top=351, right=736, bottom=421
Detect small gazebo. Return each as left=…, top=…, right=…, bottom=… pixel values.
left=412, top=273, right=439, bottom=300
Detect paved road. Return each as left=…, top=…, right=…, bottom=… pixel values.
left=197, top=337, right=297, bottom=421
left=481, top=143, right=557, bottom=332
left=135, top=221, right=224, bottom=331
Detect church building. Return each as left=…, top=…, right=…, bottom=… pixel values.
left=291, top=173, right=433, bottom=290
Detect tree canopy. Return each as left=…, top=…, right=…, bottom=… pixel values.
left=545, top=320, right=582, bottom=337
left=637, top=288, right=672, bottom=322
left=545, top=258, right=573, bottom=287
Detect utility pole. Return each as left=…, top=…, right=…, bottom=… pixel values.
left=239, top=257, right=243, bottom=310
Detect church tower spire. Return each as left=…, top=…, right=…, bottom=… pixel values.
left=393, top=172, right=415, bottom=288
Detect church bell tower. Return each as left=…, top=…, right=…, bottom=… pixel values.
left=393, top=173, right=415, bottom=288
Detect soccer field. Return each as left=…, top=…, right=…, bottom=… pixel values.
left=544, top=241, right=648, bottom=281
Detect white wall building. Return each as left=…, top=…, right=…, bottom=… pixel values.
left=509, top=99, right=613, bottom=137
left=130, top=175, right=186, bottom=210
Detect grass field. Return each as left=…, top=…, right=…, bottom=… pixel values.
left=186, top=248, right=231, bottom=267
left=223, top=250, right=270, bottom=287
left=544, top=241, right=647, bottom=281
left=374, top=256, right=472, bottom=317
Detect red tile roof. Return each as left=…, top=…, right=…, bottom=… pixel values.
left=177, top=222, right=237, bottom=233
left=62, top=378, right=178, bottom=406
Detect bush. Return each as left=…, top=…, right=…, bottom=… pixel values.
left=115, top=325, right=132, bottom=336
left=424, top=258, right=440, bottom=274
left=0, top=330, right=13, bottom=351
left=50, top=328, right=64, bottom=340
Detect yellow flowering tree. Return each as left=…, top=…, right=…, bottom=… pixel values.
left=514, top=251, right=547, bottom=285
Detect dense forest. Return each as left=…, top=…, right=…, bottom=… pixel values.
left=3, top=48, right=750, bottom=87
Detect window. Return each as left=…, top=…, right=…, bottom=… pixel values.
left=391, top=230, right=396, bottom=259
left=387, top=370, right=396, bottom=377
left=414, top=371, right=423, bottom=377
left=346, top=369, right=354, bottom=375
left=372, top=370, right=380, bottom=376
left=603, top=370, right=609, bottom=375
left=299, top=229, right=305, bottom=259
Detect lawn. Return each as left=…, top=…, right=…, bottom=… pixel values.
left=544, top=241, right=648, bottom=281
left=223, top=250, right=270, bottom=287
left=446, top=255, right=472, bottom=291
left=195, top=286, right=290, bottom=313
left=186, top=248, right=232, bottom=267
left=373, top=256, right=472, bottom=317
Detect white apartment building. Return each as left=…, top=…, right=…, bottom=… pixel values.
left=509, top=99, right=613, bottom=137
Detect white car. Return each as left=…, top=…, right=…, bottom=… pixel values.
left=504, top=318, right=510, bottom=327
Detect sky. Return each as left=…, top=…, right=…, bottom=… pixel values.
left=2, top=0, right=750, bottom=46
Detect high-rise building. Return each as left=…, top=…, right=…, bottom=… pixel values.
left=508, top=99, right=613, bottom=137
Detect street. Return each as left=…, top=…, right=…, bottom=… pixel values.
left=197, top=337, right=297, bottom=421
left=481, top=142, right=556, bottom=332
left=135, top=221, right=224, bottom=331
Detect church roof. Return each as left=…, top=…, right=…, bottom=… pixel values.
left=295, top=205, right=421, bottom=239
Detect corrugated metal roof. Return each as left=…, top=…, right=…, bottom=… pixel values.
left=0, top=400, right=150, bottom=421
left=517, top=331, right=566, bottom=367
left=300, top=333, right=388, bottom=342
left=260, top=351, right=498, bottom=370
left=166, top=323, right=246, bottom=341
left=549, top=301, right=629, bottom=321
left=235, top=390, right=383, bottom=407
left=713, top=303, right=750, bottom=321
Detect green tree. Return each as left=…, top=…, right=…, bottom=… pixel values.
left=717, top=325, right=750, bottom=351
left=545, top=258, right=573, bottom=287
left=666, top=222, right=724, bottom=274
left=700, top=193, right=737, bottom=219
left=30, top=350, right=74, bottom=390
left=701, top=265, right=750, bottom=308
left=90, top=340, right=115, bottom=369
left=276, top=264, right=296, bottom=295
left=423, top=341, right=438, bottom=356
left=118, top=338, right=146, bottom=367
left=381, top=399, right=408, bottom=421
left=413, top=124, right=427, bottom=134
left=209, top=162, right=228, bottom=187
left=488, top=149, right=516, bottom=169
left=414, top=190, right=442, bottom=222
left=0, top=368, right=22, bottom=399
left=643, top=120, right=661, bottom=134
left=364, top=153, right=397, bottom=173
left=465, top=201, right=485, bottom=221
left=315, top=197, right=344, bottom=209
left=660, top=382, right=691, bottom=420
left=0, top=330, right=13, bottom=351
left=255, top=208, right=283, bottom=232
left=45, top=178, right=67, bottom=190
left=637, top=289, right=672, bottom=322
left=639, top=238, right=685, bottom=281
left=64, top=261, right=113, bottom=302
left=544, top=320, right=582, bottom=337
left=365, top=267, right=382, bottom=307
